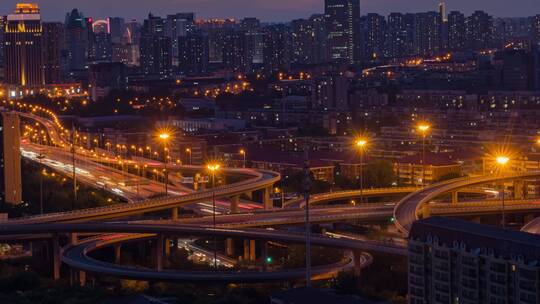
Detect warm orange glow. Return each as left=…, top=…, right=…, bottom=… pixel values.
left=496, top=156, right=510, bottom=166
left=207, top=164, right=221, bottom=172
left=417, top=123, right=431, bottom=133
left=356, top=138, right=368, bottom=148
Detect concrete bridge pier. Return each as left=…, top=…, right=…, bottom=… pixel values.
left=171, top=207, right=179, bottom=221
left=451, top=191, right=459, bottom=204
left=114, top=244, right=122, bottom=263
left=52, top=234, right=61, bottom=280
left=243, top=240, right=256, bottom=261
left=230, top=196, right=240, bottom=214
left=225, top=238, right=235, bottom=257
left=155, top=235, right=164, bottom=271
left=514, top=180, right=525, bottom=199
left=244, top=192, right=253, bottom=200
left=353, top=251, right=363, bottom=277
left=263, top=187, right=273, bottom=210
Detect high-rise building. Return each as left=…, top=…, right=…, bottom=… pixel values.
left=291, top=18, right=316, bottom=65
left=414, top=12, right=441, bottom=56
left=466, top=10, right=493, bottom=50
left=240, top=18, right=264, bottom=65
left=314, top=72, right=349, bottom=110
left=222, top=29, right=248, bottom=73
left=165, top=13, right=195, bottom=64
left=363, top=13, right=386, bottom=61
left=4, top=3, right=44, bottom=87
left=447, top=11, right=466, bottom=51
left=42, top=22, right=64, bottom=84
left=178, top=31, right=209, bottom=75
left=139, top=35, right=172, bottom=79
left=263, top=25, right=291, bottom=73
left=0, top=16, right=6, bottom=69
left=0, top=112, right=22, bottom=205
left=409, top=217, right=540, bottom=304
left=324, top=0, right=361, bottom=65
left=386, top=13, right=407, bottom=58
left=88, top=62, right=127, bottom=101
left=64, top=9, right=90, bottom=73
left=532, top=15, right=540, bottom=47
left=108, top=17, right=126, bottom=44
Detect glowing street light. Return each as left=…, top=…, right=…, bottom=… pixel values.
left=355, top=138, right=368, bottom=204
left=158, top=131, right=172, bottom=195
left=496, top=155, right=510, bottom=229
left=239, top=149, right=247, bottom=168
left=185, top=148, right=192, bottom=165
left=417, top=123, right=431, bottom=187
left=207, top=163, right=221, bottom=270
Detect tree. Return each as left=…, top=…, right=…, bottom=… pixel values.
left=364, top=160, right=395, bottom=188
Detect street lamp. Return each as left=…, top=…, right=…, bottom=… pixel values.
left=239, top=149, right=246, bottom=168
left=158, top=132, right=171, bottom=196
left=207, top=163, right=221, bottom=269
left=186, top=148, right=192, bottom=165
left=417, top=123, right=431, bottom=187
left=496, top=155, right=510, bottom=229
left=356, top=138, right=368, bottom=203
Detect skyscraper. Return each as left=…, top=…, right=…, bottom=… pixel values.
left=363, top=13, right=386, bottom=61
left=532, top=15, right=540, bottom=47
left=108, top=17, right=126, bottom=45
left=42, top=22, right=64, bottom=84
left=386, top=13, right=407, bottom=58
left=178, top=31, right=209, bottom=75
left=64, top=9, right=90, bottom=73
left=466, top=11, right=494, bottom=50
left=4, top=3, right=44, bottom=87
left=140, top=14, right=172, bottom=79
left=414, top=12, right=441, bottom=56
left=240, top=18, right=264, bottom=66
left=447, top=11, right=466, bottom=51
left=325, top=0, right=361, bottom=65
left=165, top=13, right=195, bottom=64
left=263, top=25, right=291, bottom=73
left=0, top=112, right=22, bottom=205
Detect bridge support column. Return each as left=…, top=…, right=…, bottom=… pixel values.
left=263, top=187, right=273, bottom=210
left=353, top=251, right=363, bottom=277
left=79, top=271, right=86, bottom=287
left=114, top=244, right=122, bottom=264
left=249, top=240, right=256, bottom=261
left=52, top=234, right=60, bottom=280
left=69, top=233, right=78, bottom=245
left=225, top=238, right=234, bottom=257
left=243, top=240, right=249, bottom=260
left=245, top=192, right=253, bottom=200
left=230, top=196, right=240, bottom=214
left=171, top=207, right=179, bottom=221
left=451, top=191, right=458, bottom=204
left=514, top=180, right=525, bottom=199
left=155, top=235, right=164, bottom=272
left=165, top=238, right=171, bottom=257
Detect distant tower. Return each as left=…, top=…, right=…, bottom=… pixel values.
left=4, top=3, right=44, bottom=87
left=439, top=1, right=448, bottom=23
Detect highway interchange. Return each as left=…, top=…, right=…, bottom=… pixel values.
left=6, top=106, right=540, bottom=283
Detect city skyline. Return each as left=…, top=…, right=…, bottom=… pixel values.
left=1, top=0, right=539, bottom=21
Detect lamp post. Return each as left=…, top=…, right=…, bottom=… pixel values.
left=417, top=123, right=431, bottom=187
left=207, top=163, right=221, bottom=269
left=239, top=149, right=246, bottom=168
left=356, top=138, right=368, bottom=204
left=496, top=156, right=510, bottom=229
left=186, top=148, right=192, bottom=165
left=159, top=132, right=171, bottom=196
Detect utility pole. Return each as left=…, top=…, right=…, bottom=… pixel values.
left=71, top=125, right=77, bottom=210
left=302, top=147, right=313, bottom=287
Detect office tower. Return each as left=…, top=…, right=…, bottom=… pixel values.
left=240, top=18, right=264, bottom=65
left=140, top=14, right=172, bottom=79
left=178, top=31, right=209, bottom=75
left=263, top=25, right=291, bottom=73
left=108, top=17, right=125, bottom=44
left=447, top=11, right=466, bottom=51
left=165, top=13, right=195, bottom=64
left=325, top=0, right=361, bottom=65
left=0, top=16, right=5, bottom=68
left=1, top=112, right=22, bottom=205
left=386, top=13, right=407, bottom=58
left=309, top=14, right=328, bottom=64
left=291, top=18, right=315, bottom=65
left=532, top=15, right=540, bottom=46
left=363, top=13, right=386, bottom=60
left=139, top=35, right=172, bottom=79
left=42, top=22, right=64, bottom=84
left=222, top=30, right=248, bottom=73
left=201, top=19, right=236, bottom=64
left=414, top=12, right=441, bottom=56
left=466, top=10, right=493, bottom=50
left=88, top=62, right=127, bottom=100
left=4, top=3, right=44, bottom=87
left=65, top=9, right=90, bottom=73
left=92, top=32, right=113, bottom=62
left=439, top=2, right=448, bottom=50
left=409, top=217, right=540, bottom=304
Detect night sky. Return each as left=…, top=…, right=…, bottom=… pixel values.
left=1, top=0, right=539, bottom=22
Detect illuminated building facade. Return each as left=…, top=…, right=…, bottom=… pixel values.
left=42, top=22, right=63, bottom=84
left=324, top=0, right=361, bottom=65
left=4, top=3, right=44, bottom=87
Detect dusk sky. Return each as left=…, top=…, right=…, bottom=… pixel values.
left=1, top=0, right=539, bottom=21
